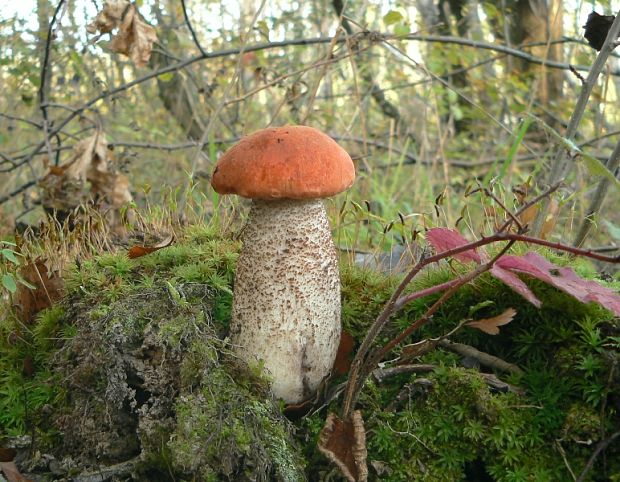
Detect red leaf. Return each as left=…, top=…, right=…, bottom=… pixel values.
left=492, top=253, right=620, bottom=316
left=523, top=253, right=620, bottom=316
left=426, top=228, right=482, bottom=264
left=491, top=263, right=542, bottom=308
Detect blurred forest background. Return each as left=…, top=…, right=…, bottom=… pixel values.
left=1, top=0, right=620, bottom=256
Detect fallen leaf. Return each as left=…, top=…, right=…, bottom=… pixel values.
left=0, top=460, right=33, bottom=482
left=318, top=411, right=368, bottom=482
left=14, top=259, right=64, bottom=324
left=333, top=330, right=355, bottom=376
left=490, top=262, right=542, bottom=308
left=426, top=228, right=482, bottom=264
left=466, top=308, right=517, bottom=335
left=128, top=234, right=174, bottom=259
left=0, top=448, right=16, bottom=463
left=88, top=0, right=157, bottom=67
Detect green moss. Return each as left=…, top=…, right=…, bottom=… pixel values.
left=169, top=357, right=305, bottom=481
left=2, top=224, right=618, bottom=480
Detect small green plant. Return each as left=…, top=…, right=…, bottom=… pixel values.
left=1, top=240, right=35, bottom=293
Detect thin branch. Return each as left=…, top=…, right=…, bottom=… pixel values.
left=342, top=239, right=517, bottom=417
left=437, top=339, right=524, bottom=375
left=576, top=431, right=620, bottom=482
left=534, top=10, right=620, bottom=234
left=0, top=180, right=38, bottom=205
left=403, top=34, right=620, bottom=75
left=39, top=0, right=67, bottom=166
left=22, top=30, right=615, bottom=170
left=179, top=0, right=207, bottom=56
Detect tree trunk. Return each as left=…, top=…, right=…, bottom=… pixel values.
left=510, top=0, right=564, bottom=108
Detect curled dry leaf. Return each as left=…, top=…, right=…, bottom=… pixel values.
left=128, top=233, right=174, bottom=259
left=332, top=330, right=355, bottom=376
left=65, top=131, right=110, bottom=183
left=87, top=0, right=157, bottom=67
left=466, top=308, right=517, bottom=335
left=39, top=131, right=133, bottom=230
left=318, top=410, right=368, bottom=482
left=14, top=259, right=64, bottom=324
left=0, top=460, right=33, bottom=482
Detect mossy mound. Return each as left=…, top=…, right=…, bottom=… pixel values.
left=1, top=226, right=619, bottom=481
left=0, top=226, right=305, bottom=481
left=303, top=257, right=619, bottom=481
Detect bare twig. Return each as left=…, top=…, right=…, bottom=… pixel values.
left=179, top=0, right=207, bottom=56
left=342, top=239, right=516, bottom=417
left=39, top=0, right=67, bottom=166
left=437, top=339, right=524, bottom=375
left=576, top=431, right=620, bottom=482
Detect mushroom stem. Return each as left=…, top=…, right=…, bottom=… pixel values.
left=230, top=199, right=342, bottom=403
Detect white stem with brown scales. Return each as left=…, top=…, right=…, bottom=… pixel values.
left=229, top=199, right=342, bottom=403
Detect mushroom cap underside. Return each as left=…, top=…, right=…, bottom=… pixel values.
left=211, top=125, right=355, bottom=199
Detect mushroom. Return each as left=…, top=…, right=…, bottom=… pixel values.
left=211, top=125, right=355, bottom=403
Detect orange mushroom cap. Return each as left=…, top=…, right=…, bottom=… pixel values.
left=211, top=126, right=355, bottom=199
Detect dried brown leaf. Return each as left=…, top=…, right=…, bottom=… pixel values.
left=0, top=448, right=16, bottom=463
left=14, top=259, right=64, bottom=324
left=64, top=132, right=110, bottom=184
left=333, top=330, right=355, bottom=376
left=0, top=460, right=33, bottom=482
left=318, top=411, right=368, bottom=482
left=466, top=308, right=517, bottom=335
left=128, top=234, right=174, bottom=259
left=86, top=0, right=128, bottom=34
left=88, top=0, right=157, bottom=67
